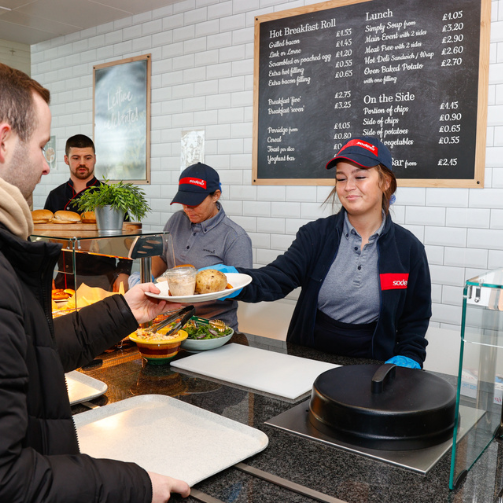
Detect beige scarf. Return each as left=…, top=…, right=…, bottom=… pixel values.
left=0, top=178, right=33, bottom=240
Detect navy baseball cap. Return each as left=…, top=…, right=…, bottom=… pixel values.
left=325, top=136, right=393, bottom=171
left=171, top=163, right=221, bottom=206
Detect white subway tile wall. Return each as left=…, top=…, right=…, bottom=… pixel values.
left=31, top=0, right=503, bottom=332
left=431, top=284, right=442, bottom=304
left=441, top=285, right=465, bottom=306
left=424, top=245, right=444, bottom=266
left=446, top=208, right=491, bottom=228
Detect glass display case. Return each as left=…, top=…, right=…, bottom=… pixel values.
left=31, top=229, right=174, bottom=314
left=449, top=268, right=503, bottom=489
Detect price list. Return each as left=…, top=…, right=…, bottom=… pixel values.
left=255, top=0, right=486, bottom=184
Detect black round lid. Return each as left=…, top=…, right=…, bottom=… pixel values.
left=309, top=364, right=456, bottom=450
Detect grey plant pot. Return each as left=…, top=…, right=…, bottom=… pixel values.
left=95, top=205, right=125, bottom=235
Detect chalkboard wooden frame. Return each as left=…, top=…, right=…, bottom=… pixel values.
left=93, top=54, right=151, bottom=184
left=252, top=0, right=490, bottom=188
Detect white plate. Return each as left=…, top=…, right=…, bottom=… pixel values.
left=74, top=394, right=268, bottom=486
left=147, top=272, right=252, bottom=303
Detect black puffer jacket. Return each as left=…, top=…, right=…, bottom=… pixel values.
left=0, top=226, right=152, bottom=503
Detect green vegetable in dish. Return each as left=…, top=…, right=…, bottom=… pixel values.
left=183, top=322, right=232, bottom=340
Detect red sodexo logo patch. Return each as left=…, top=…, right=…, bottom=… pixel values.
left=338, top=139, right=377, bottom=155
left=380, top=273, right=409, bottom=290
left=180, top=177, right=206, bottom=189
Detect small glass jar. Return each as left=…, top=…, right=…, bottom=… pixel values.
left=164, top=266, right=197, bottom=296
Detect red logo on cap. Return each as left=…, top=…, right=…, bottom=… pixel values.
left=180, top=177, right=206, bottom=189
left=338, top=139, right=378, bottom=156
left=380, top=273, right=409, bottom=290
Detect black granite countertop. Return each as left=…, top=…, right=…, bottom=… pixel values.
left=72, top=333, right=503, bottom=503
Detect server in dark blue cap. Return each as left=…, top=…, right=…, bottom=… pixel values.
left=150, top=162, right=252, bottom=330
left=209, top=137, right=432, bottom=369
left=170, top=162, right=221, bottom=206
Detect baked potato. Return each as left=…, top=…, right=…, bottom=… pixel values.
left=195, top=269, right=227, bottom=294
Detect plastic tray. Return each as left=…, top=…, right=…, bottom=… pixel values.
left=74, top=394, right=268, bottom=486
left=66, top=371, right=108, bottom=405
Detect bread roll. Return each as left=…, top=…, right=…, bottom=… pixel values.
left=53, top=210, right=81, bottom=223
left=31, top=209, right=53, bottom=224
left=52, top=289, right=72, bottom=300
left=195, top=269, right=227, bottom=294
left=81, top=211, right=96, bottom=223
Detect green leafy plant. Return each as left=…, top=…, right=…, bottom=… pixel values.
left=75, top=179, right=151, bottom=221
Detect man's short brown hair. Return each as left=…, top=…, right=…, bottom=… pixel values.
left=65, top=134, right=95, bottom=156
left=0, top=63, right=50, bottom=143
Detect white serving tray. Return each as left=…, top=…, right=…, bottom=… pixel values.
left=171, top=343, right=338, bottom=400
left=74, top=394, right=268, bottom=486
left=66, top=371, right=108, bottom=405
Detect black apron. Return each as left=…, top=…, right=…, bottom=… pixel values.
left=313, top=309, right=377, bottom=358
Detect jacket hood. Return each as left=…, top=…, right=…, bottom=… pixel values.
left=0, top=178, right=33, bottom=239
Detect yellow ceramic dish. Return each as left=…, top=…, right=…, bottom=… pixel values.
left=129, top=329, right=188, bottom=365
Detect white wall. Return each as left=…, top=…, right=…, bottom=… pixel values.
left=0, top=38, right=30, bottom=75
left=30, top=0, right=503, bottom=340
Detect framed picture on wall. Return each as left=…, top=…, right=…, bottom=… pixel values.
left=44, top=136, right=56, bottom=171
left=93, top=54, right=151, bottom=184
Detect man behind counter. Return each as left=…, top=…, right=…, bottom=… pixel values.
left=44, top=134, right=101, bottom=212
left=44, top=134, right=131, bottom=292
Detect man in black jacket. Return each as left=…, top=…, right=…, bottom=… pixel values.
left=0, top=63, right=190, bottom=502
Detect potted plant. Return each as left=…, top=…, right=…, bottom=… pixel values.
left=76, top=179, right=151, bottom=234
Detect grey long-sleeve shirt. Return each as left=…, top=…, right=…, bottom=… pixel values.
left=162, top=203, right=252, bottom=329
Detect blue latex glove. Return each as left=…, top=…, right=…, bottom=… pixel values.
left=128, top=272, right=141, bottom=288
left=385, top=355, right=421, bottom=369
left=128, top=271, right=155, bottom=288
left=197, top=264, right=242, bottom=299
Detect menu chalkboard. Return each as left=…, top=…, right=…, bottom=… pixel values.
left=93, top=55, right=151, bottom=183
left=252, top=0, right=490, bottom=187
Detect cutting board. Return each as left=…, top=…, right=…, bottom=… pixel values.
left=74, top=395, right=268, bottom=486
left=171, top=343, right=338, bottom=400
